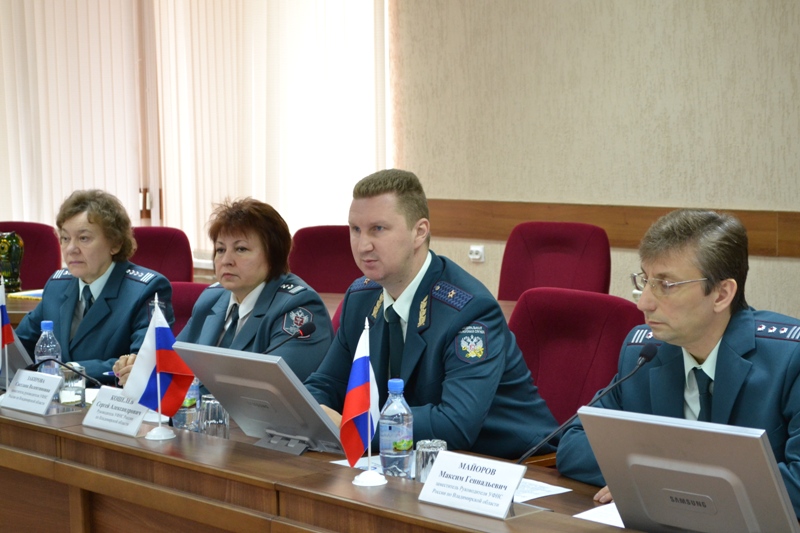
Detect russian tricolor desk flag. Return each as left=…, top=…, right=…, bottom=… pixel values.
left=122, top=298, right=194, bottom=417
left=0, top=277, right=12, bottom=350
left=340, top=318, right=379, bottom=467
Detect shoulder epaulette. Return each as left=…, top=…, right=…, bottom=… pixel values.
left=756, top=321, right=800, bottom=341
left=50, top=269, right=74, bottom=281
left=371, top=293, right=384, bottom=321
left=628, top=326, right=655, bottom=345
left=279, top=282, right=307, bottom=295
left=348, top=276, right=381, bottom=293
left=431, top=281, right=473, bottom=311
left=125, top=268, right=157, bottom=284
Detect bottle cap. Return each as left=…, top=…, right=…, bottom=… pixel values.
left=41, top=320, right=54, bottom=331
left=388, top=378, right=404, bottom=393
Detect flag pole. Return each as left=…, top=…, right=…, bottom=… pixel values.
left=366, top=410, right=373, bottom=468
left=155, top=368, right=164, bottom=427
left=145, top=293, right=175, bottom=440
left=3, top=343, right=7, bottom=392
left=2, top=342, right=7, bottom=392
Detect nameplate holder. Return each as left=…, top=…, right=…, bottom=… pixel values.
left=82, top=386, right=148, bottom=437
left=0, top=370, right=63, bottom=415
left=418, top=450, right=526, bottom=519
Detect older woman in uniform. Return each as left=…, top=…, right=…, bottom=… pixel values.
left=16, top=190, right=174, bottom=383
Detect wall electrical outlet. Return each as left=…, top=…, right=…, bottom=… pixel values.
left=468, top=245, right=485, bottom=263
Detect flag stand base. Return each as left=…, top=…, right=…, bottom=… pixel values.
left=145, top=426, right=176, bottom=440
left=353, top=469, right=387, bottom=486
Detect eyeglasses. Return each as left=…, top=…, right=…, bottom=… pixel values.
left=631, top=272, right=708, bottom=298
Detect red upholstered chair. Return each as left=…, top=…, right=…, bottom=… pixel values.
left=508, top=287, right=644, bottom=426
left=170, top=281, right=208, bottom=336
left=0, top=221, right=61, bottom=290
left=497, top=221, right=611, bottom=301
left=288, top=225, right=362, bottom=294
left=131, top=226, right=194, bottom=282
left=331, top=298, right=344, bottom=332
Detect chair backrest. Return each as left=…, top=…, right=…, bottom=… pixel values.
left=288, top=225, right=362, bottom=294
left=131, top=226, right=193, bottom=282
left=0, top=221, right=62, bottom=290
left=498, top=221, right=611, bottom=301
left=331, top=298, right=344, bottom=332
left=508, top=287, right=644, bottom=425
left=170, top=281, right=208, bottom=336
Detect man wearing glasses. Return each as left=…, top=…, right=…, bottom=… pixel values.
left=556, top=208, right=800, bottom=517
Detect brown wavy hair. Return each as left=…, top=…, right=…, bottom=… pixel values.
left=207, top=198, right=291, bottom=282
left=56, top=189, right=136, bottom=262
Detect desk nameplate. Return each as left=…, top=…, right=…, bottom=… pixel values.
left=1, top=370, right=62, bottom=415
left=418, top=451, right=528, bottom=519
left=83, top=386, right=148, bottom=436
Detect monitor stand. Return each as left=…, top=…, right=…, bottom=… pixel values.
left=255, top=430, right=311, bottom=455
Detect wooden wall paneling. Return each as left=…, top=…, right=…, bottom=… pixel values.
left=735, top=210, right=778, bottom=257
left=428, top=200, right=800, bottom=258
left=778, top=212, right=800, bottom=257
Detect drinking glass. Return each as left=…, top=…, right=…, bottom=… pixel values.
left=415, top=439, right=447, bottom=483
left=59, top=363, right=86, bottom=407
left=199, top=394, right=230, bottom=439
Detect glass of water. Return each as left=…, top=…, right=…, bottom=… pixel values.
left=199, top=394, right=230, bottom=439
left=415, top=439, right=447, bottom=483
left=59, top=363, right=86, bottom=407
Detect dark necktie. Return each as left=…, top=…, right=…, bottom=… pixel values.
left=219, top=304, right=239, bottom=348
left=82, top=285, right=93, bottom=317
left=386, top=305, right=404, bottom=379
left=693, top=367, right=713, bottom=422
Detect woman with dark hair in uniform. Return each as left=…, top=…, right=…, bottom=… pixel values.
left=115, top=198, right=333, bottom=384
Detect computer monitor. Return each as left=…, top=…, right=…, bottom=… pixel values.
left=172, top=341, right=343, bottom=456
left=578, top=405, right=800, bottom=533
left=0, top=330, right=34, bottom=390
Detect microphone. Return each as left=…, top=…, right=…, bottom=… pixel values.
left=516, top=342, right=658, bottom=464
left=261, top=321, right=317, bottom=354
left=25, top=359, right=104, bottom=388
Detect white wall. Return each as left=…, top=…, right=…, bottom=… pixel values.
left=392, top=0, right=800, bottom=317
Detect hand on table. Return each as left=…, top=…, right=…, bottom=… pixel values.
left=594, top=485, right=613, bottom=504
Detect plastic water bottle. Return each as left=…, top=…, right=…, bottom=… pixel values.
left=34, top=320, right=62, bottom=377
left=379, top=378, right=414, bottom=478
left=172, top=377, right=200, bottom=432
